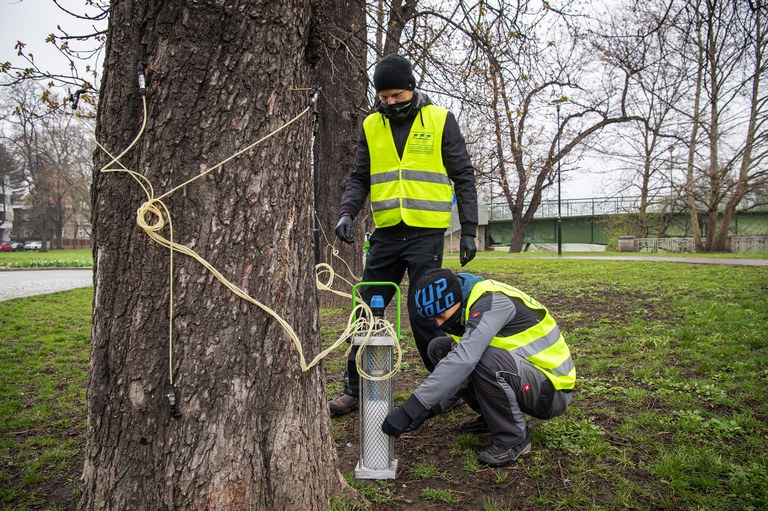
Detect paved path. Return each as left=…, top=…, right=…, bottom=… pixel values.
left=0, top=269, right=93, bottom=302
left=559, top=256, right=768, bottom=266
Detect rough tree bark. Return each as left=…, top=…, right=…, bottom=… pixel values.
left=82, top=1, right=351, bottom=508
left=309, top=0, right=368, bottom=306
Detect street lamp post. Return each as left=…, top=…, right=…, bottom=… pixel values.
left=555, top=102, right=562, bottom=256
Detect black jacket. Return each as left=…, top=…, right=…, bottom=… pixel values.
left=339, top=90, right=478, bottom=239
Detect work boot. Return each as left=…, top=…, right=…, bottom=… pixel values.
left=478, top=437, right=532, bottom=467
left=457, top=415, right=489, bottom=434
left=329, top=394, right=358, bottom=416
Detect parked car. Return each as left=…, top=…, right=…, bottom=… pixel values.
left=11, top=242, right=24, bottom=252
left=0, top=242, right=11, bottom=252
left=24, top=240, right=42, bottom=251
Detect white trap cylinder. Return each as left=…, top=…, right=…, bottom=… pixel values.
left=353, top=326, right=398, bottom=479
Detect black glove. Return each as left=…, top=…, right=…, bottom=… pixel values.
left=335, top=214, right=354, bottom=244
left=460, top=234, right=477, bottom=266
left=404, top=404, right=442, bottom=432
left=382, top=396, right=430, bottom=438
left=381, top=407, right=412, bottom=438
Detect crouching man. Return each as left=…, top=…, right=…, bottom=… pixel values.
left=381, top=268, right=575, bottom=467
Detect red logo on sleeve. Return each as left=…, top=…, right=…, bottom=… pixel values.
left=471, top=311, right=482, bottom=318
left=523, top=383, right=531, bottom=393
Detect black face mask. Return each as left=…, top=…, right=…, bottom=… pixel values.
left=439, top=306, right=465, bottom=336
left=380, top=100, right=413, bottom=120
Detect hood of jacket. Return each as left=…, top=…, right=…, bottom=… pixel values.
left=457, top=272, right=484, bottom=304
left=439, top=272, right=484, bottom=337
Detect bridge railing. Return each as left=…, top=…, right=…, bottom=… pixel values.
left=488, top=197, right=645, bottom=220
left=487, top=194, right=768, bottom=221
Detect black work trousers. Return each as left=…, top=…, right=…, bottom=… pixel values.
left=428, top=336, right=572, bottom=448
left=345, top=230, right=445, bottom=396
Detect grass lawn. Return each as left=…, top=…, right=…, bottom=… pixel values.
left=1, top=254, right=767, bottom=510
left=0, top=249, right=93, bottom=268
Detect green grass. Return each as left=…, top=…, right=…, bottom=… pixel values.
left=0, top=288, right=92, bottom=509
left=1, top=254, right=767, bottom=510
left=0, top=248, right=93, bottom=268
left=410, top=463, right=451, bottom=480
left=341, top=473, right=394, bottom=504
left=420, top=487, right=460, bottom=504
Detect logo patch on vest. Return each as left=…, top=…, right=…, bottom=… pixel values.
left=523, top=383, right=531, bottom=393
left=408, top=132, right=435, bottom=155
left=471, top=311, right=482, bottom=318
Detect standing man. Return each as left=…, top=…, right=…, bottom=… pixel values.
left=381, top=269, right=575, bottom=467
left=330, top=54, right=478, bottom=415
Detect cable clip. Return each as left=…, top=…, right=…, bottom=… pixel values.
left=309, top=86, right=321, bottom=135
left=137, top=61, right=147, bottom=96
left=166, top=384, right=182, bottom=419
left=69, top=88, right=88, bottom=111
left=308, top=85, right=321, bottom=109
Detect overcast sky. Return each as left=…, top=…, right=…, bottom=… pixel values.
left=0, top=0, right=608, bottom=200
left=1, top=1, right=98, bottom=75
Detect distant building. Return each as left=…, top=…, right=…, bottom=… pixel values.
left=0, top=176, right=12, bottom=242
left=11, top=192, right=92, bottom=249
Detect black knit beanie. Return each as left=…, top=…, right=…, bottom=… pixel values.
left=415, top=268, right=461, bottom=319
left=373, top=54, right=416, bottom=93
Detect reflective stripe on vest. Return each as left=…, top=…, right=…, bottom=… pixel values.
left=363, top=104, right=452, bottom=228
left=463, top=280, right=576, bottom=390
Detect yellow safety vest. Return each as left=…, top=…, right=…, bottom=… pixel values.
left=363, top=104, right=453, bottom=228
left=460, top=280, right=576, bottom=390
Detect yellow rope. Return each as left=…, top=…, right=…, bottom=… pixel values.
left=97, top=95, right=402, bottom=382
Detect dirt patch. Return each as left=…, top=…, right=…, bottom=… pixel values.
left=17, top=287, right=661, bottom=509
left=326, top=287, right=659, bottom=510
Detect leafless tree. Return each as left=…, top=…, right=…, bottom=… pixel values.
left=0, top=0, right=108, bottom=108
left=1, top=82, right=93, bottom=249
left=401, top=0, right=645, bottom=251
left=309, top=0, right=369, bottom=306
left=674, top=0, right=768, bottom=251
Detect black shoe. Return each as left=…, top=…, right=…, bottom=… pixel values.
left=478, top=438, right=532, bottom=467
left=329, top=394, right=358, bottom=416
left=457, top=415, right=489, bottom=434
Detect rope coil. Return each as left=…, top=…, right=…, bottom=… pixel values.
left=94, top=92, right=402, bottom=388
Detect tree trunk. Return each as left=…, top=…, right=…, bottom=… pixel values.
left=685, top=24, right=705, bottom=252
left=713, top=4, right=765, bottom=252
left=383, top=0, right=418, bottom=56
left=309, top=0, right=368, bottom=307
left=82, top=1, right=349, bottom=508
left=508, top=217, right=527, bottom=252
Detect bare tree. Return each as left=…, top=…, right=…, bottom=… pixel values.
left=675, top=0, right=768, bottom=251
left=589, top=0, right=688, bottom=236
left=1, top=82, right=94, bottom=249
left=82, top=1, right=357, bottom=508
left=38, top=112, right=93, bottom=249
left=1, top=0, right=108, bottom=108
left=2, top=83, right=53, bottom=249
left=409, top=0, right=644, bottom=251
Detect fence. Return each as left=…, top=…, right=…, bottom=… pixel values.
left=731, top=236, right=768, bottom=253
left=630, top=236, right=768, bottom=254
left=635, top=238, right=696, bottom=253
